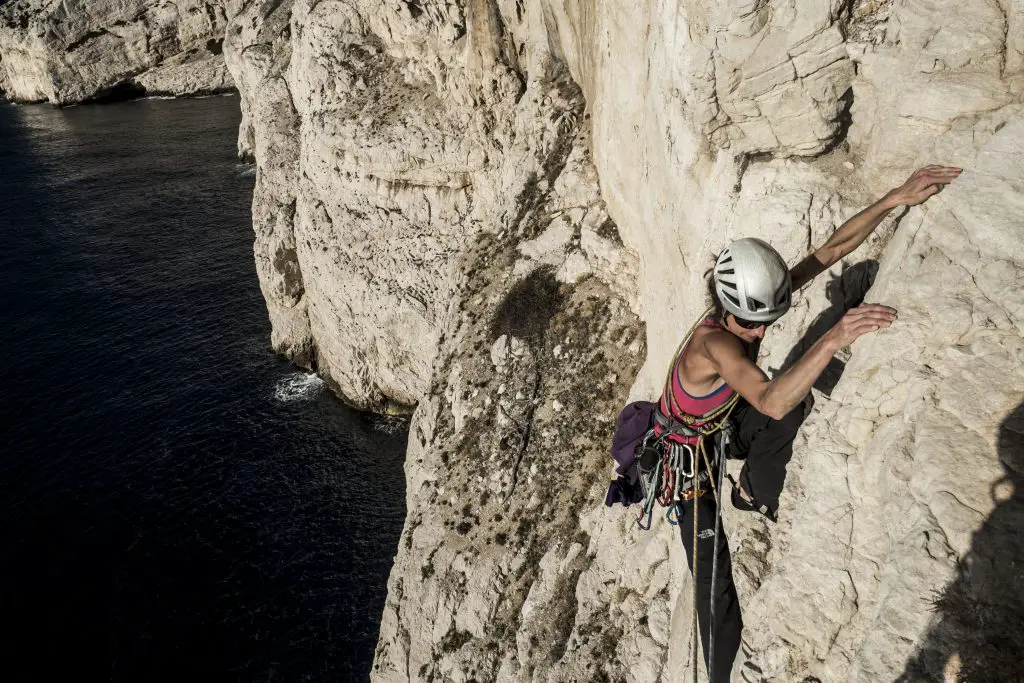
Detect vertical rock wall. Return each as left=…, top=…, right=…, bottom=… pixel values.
left=223, top=0, right=1024, bottom=679
left=2, top=0, right=1021, bottom=680
left=359, top=1, right=1023, bottom=680
left=534, top=1, right=1024, bottom=681
left=740, top=119, right=1024, bottom=682
left=223, top=0, right=637, bottom=411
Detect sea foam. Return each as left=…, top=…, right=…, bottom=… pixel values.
left=274, top=372, right=325, bottom=402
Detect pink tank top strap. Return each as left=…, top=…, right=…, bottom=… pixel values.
left=658, top=317, right=736, bottom=428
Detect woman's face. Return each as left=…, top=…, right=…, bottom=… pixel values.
left=724, top=313, right=768, bottom=342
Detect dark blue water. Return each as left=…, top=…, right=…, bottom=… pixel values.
left=0, top=96, right=407, bottom=682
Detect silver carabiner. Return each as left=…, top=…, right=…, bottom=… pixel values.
left=679, top=443, right=695, bottom=478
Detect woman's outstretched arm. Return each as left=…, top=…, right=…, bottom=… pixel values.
left=789, top=165, right=963, bottom=291
left=709, top=304, right=898, bottom=419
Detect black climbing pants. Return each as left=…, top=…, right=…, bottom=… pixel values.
left=730, top=398, right=807, bottom=516
left=679, top=492, right=741, bottom=682
left=678, top=399, right=807, bottom=680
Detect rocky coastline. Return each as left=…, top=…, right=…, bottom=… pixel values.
left=0, top=0, right=234, bottom=104
left=4, top=1, right=1023, bottom=681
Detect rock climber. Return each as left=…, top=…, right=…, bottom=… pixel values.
left=663, top=165, right=962, bottom=680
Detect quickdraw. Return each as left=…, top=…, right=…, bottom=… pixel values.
left=657, top=443, right=693, bottom=507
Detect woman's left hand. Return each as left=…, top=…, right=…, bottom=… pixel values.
left=886, top=165, right=963, bottom=207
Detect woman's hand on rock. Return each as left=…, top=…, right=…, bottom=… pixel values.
left=885, top=165, right=963, bottom=207
left=827, top=304, right=898, bottom=349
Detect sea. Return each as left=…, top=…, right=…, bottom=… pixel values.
left=0, top=95, right=407, bottom=682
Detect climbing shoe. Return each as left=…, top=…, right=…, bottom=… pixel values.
left=728, top=475, right=777, bottom=523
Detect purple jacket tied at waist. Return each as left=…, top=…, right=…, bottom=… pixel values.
left=605, top=400, right=656, bottom=507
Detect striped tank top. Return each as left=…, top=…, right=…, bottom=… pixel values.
left=658, top=317, right=736, bottom=428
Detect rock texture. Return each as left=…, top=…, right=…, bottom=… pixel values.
left=738, top=117, right=1024, bottom=682
left=222, top=0, right=639, bottom=411
left=4, top=0, right=1022, bottom=680
left=0, top=0, right=235, bottom=103
left=361, top=1, right=1022, bottom=680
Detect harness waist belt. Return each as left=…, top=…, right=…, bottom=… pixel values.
left=653, top=407, right=701, bottom=437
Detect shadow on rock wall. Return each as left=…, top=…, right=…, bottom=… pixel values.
left=898, top=402, right=1024, bottom=683
left=774, top=259, right=879, bottom=396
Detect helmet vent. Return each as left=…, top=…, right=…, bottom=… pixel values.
left=718, top=278, right=737, bottom=287
left=718, top=268, right=735, bottom=275
left=722, top=291, right=741, bottom=307
left=749, top=297, right=766, bottom=311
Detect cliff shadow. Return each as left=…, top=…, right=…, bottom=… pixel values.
left=897, top=402, right=1024, bottom=682
left=771, top=259, right=879, bottom=396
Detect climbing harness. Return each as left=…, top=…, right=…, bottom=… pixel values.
left=634, top=309, right=740, bottom=531
left=631, top=308, right=753, bottom=683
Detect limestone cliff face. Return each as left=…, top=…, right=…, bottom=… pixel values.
left=4, top=0, right=1021, bottom=680
left=351, top=2, right=1018, bottom=681
left=0, top=0, right=235, bottom=103
left=221, top=0, right=1023, bottom=680
left=222, top=0, right=638, bottom=411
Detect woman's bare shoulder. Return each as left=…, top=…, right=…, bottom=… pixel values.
left=698, top=326, right=742, bottom=348
left=698, top=326, right=746, bottom=363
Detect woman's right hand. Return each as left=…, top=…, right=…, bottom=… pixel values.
left=827, top=304, right=898, bottom=348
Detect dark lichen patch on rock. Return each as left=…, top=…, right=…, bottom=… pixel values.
left=594, top=215, right=623, bottom=245
left=439, top=627, right=473, bottom=653
left=372, top=89, right=644, bottom=679
left=489, top=266, right=565, bottom=348
left=408, top=221, right=644, bottom=677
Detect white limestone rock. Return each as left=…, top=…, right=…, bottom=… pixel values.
left=5, top=0, right=1011, bottom=679
left=0, top=0, right=236, bottom=104
left=2, top=0, right=993, bottom=675
left=223, top=0, right=1024, bottom=678
left=224, top=0, right=646, bottom=412
left=738, top=115, right=1024, bottom=682
left=371, top=117, right=648, bottom=679
left=132, top=50, right=233, bottom=97
left=367, top=1, right=1022, bottom=681
left=222, top=0, right=311, bottom=370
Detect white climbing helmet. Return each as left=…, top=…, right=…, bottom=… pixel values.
left=713, top=238, right=792, bottom=323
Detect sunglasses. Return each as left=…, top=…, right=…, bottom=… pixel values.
left=734, top=315, right=776, bottom=330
